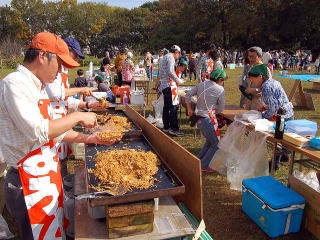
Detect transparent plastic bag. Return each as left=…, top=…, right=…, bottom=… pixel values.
left=209, top=149, right=227, bottom=175
left=152, top=94, right=164, bottom=121
left=0, top=214, right=14, bottom=239
left=235, top=110, right=262, bottom=123
left=218, top=121, right=269, bottom=190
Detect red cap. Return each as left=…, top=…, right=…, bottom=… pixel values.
left=29, top=32, right=80, bottom=68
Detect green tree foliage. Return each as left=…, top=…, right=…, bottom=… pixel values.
left=0, top=0, right=319, bottom=56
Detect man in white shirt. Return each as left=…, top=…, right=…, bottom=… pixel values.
left=158, top=45, right=184, bottom=136
left=0, top=32, right=118, bottom=239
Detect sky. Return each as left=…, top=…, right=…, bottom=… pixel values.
left=0, top=0, right=155, bottom=9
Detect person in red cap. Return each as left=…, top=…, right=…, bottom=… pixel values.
left=0, top=32, right=119, bottom=240
left=45, top=37, right=106, bottom=163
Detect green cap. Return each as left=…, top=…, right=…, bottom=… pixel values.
left=95, top=75, right=104, bottom=82
left=178, top=59, right=188, bottom=66
left=163, top=49, right=169, bottom=55
left=210, top=68, right=227, bottom=80
left=249, top=64, right=268, bottom=77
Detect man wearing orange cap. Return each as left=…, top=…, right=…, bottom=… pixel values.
left=0, top=32, right=118, bottom=239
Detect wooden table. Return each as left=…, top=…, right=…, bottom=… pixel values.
left=220, top=105, right=320, bottom=175
left=74, top=165, right=195, bottom=240
left=220, top=105, right=248, bottom=121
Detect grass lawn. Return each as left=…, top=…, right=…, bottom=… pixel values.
left=0, top=66, right=319, bottom=240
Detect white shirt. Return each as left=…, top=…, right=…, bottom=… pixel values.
left=45, top=67, right=81, bottom=110
left=0, top=65, right=50, bottom=168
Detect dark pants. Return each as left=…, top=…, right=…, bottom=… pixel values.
left=162, top=87, right=179, bottom=131
left=189, top=69, right=196, bottom=81
left=4, top=169, right=34, bottom=240
left=116, top=72, right=123, bottom=86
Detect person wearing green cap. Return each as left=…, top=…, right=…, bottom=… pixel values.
left=185, top=68, right=227, bottom=171
left=164, top=59, right=188, bottom=136
left=247, top=64, right=293, bottom=120
left=248, top=64, right=294, bottom=170
left=95, top=75, right=112, bottom=94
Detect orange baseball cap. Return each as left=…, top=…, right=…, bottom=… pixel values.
left=29, top=32, right=80, bottom=68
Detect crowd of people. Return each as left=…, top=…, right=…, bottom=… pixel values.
left=0, top=29, right=318, bottom=239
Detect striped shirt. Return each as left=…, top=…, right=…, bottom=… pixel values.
left=261, top=78, right=294, bottom=119
left=0, top=65, right=50, bottom=168
left=159, top=53, right=180, bottom=91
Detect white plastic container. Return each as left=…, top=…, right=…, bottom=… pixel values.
left=130, top=89, right=144, bottom=105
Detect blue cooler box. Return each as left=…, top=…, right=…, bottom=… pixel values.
left=242, top=176, right=305, bottom=238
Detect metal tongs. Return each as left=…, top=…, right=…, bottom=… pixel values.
left=75, top=184, right=128, bottom=200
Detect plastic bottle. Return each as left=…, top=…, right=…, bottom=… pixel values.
left=115, top=89, right=121, bottom=104
left=123, top=91, right=129, bottom=104
left=275, top=107, right=285, bottom=139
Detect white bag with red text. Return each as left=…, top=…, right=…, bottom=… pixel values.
left=215, top=121, right=269, bottom=190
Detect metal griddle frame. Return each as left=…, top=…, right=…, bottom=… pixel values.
left=84, top=137, right=185, bottom=207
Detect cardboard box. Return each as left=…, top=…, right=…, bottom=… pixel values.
left=289, top=174, right=320, bottom=239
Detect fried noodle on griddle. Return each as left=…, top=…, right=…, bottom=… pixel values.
left=91, top=149, right=160, bottom=192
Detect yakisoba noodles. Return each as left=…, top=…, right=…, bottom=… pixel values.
left=97, top=97, right=109, bottom=108
left=96, top=115, right=132, bottom=133
left=91, top=149, right=160, bottom=191
left=96, top=131, right=122, bottom=141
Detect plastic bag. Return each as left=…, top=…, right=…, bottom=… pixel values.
left=251, top=119, right=274, bottom=132
left=235, top=110, right=262, bottom=123
left=152, top=94, right=164, bottom=121
left=0, top=214, right=14, bottom=239
left=217, top=121, right=269, bottom=190
left=209, top=149, right=227, bottom=175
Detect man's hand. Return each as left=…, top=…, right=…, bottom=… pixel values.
left=78, top=112, right=97, bottom=128
left=79, top=87, right=94, bottom=96
left=188, top=109, right=194, bottom=116
left=87, top=132, right=121, bottom=146
left=245, top=88, right=257, bottom=94
left=257, top=106, right=267, bottom=112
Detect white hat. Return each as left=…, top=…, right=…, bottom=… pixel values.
left=171, top=45, right=181, bottom=53
left=127, top=52, right=133, bottom=58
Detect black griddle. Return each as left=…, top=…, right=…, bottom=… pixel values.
left=85, top=138, right=185, bottom=207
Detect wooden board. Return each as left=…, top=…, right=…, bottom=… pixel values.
left=74, top=165, right=194, bottom=240
left=107, top=223, right=154, bottom=239
left=106, top=212, right=154, bottom=228
left=125, top=105, right=203, bottom=221
left=220, top=105, right=248, bottom=122
left=312, top=82, right=320, bottom=90
left=288, top=79, right=315, bottom=110
left=106, top=200, right=154, bottom=218
left=288, top=175, right=320, bottom=239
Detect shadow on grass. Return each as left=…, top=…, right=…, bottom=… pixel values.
left=304, top=88, right=320, bottom=94
left=293, top=106, right=316, bottom=111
